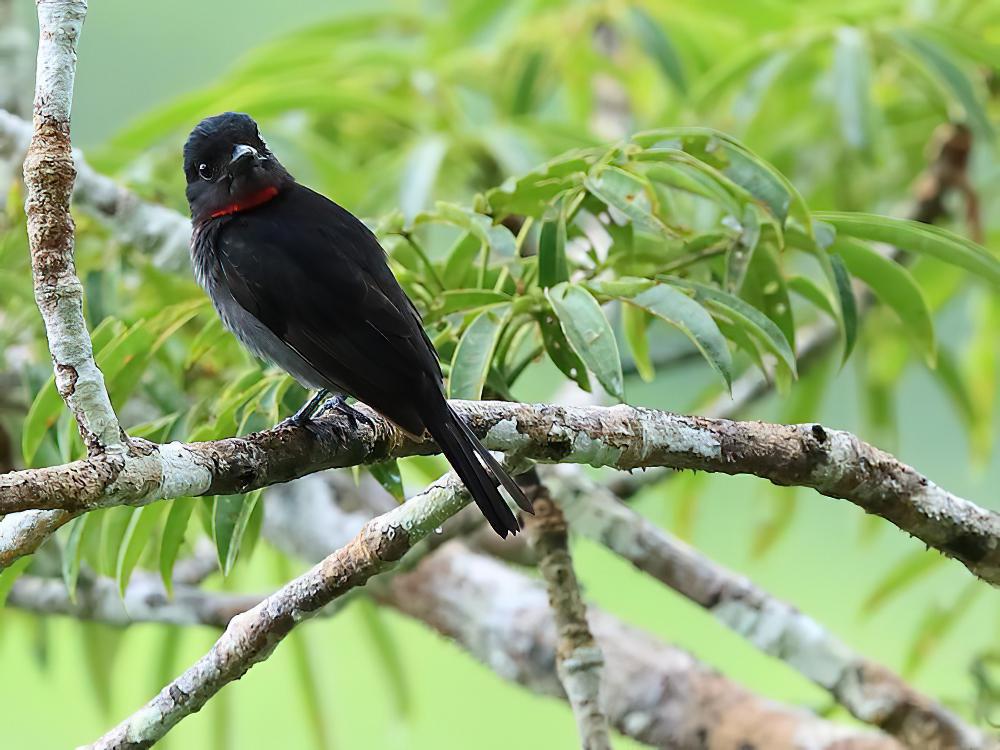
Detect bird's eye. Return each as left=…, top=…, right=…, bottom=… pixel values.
left=197, top=163, right=214, bottom=181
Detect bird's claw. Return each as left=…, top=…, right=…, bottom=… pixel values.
left=316, top=396, right=373, bottom=433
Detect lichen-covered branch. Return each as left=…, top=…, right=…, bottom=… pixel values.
left=525, top=483, right=611, bottom=750
left=7, top=572, right=261, bottom=629
left=548, top=467, right=998, bottom=750
left=3, top=401, right=998, bottom=585
left=0, top=507, right=75, bottom=567
left=23, top=0, right=123, bottom=456
left=386, top=543, right=902, bottom=750
left=84, top=474, right=473, bottom=750
left=265, top=478, right=900, bottom=748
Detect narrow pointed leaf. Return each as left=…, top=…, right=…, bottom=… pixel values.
left=538, top=203, right=569, bottom=288
left=668, top=277, right=796, bottom=377
left=369, top=459, right=405, bottom=503
left=629, top=6, right=687, bottom=93
left=448, top=304, right=512, bottom=400
left=621, top=303, right=654, bottom=382
left=835, top=239, right=935, bottom=364
left=816, top=212, right=1000, bottom=285
left=160, top=497, right=196, bottom=595
left=613, top=282, right=732, bottom=387
left=116, top=502, right=167, bottom=597
left=829, top=253, right=858, bottom=362
left=538, top=312, right=591, bottom=391
left=546, top=283, right=624, bottom=400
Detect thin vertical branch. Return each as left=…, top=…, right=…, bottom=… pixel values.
left=23, top=0, right=123, bottom=455
left=525, top=482, right=612, bottom=750
left=6, top=0, right=122, bottom=568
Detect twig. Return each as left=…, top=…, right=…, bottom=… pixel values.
left=525, top=482, right=611, bottom=750
left=2, top=400, right=998, bottom=585
left=548, top=467, right=999, bottom=750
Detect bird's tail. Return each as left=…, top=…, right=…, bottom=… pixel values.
left=425, top=403, right=534, bottom=538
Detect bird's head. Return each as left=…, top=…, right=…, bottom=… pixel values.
left=183, top=112, right=292, bottom=223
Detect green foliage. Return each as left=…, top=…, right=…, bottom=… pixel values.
left=3, top=0, right=1000, bottom=726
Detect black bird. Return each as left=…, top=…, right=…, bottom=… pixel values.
left=184, top=112, right=532, bottom=537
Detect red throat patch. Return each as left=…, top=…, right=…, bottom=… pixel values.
left=210, top=186, right=280, bottom=218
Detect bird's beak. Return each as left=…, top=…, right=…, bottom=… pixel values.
left=230, top=144, right=260, bottom=166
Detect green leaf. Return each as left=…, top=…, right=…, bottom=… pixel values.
left=584, top=166, right=672, bottom=236
left=904, top=580, right=981, bottom=677
left=448, top=304, right=512, bottom=400
left=546, top=283, right=624, bottom=400
left=369, top=459, right=405, bottom=503
left=213, top=490, right=263, bottom=576
left=835, top=239, right=935, bottom=365
left=629, top=6, right=687, bottom=93
left=863, top=549, right=946, bottom=616
left=667, top=278, right=796, bottom=377
left=61, top=516, right=87, bottom=603
left=537, top=202, right=569, bottom=288
left=116, top=503, right=167, bottom=597
left=356, top=597, right=412, bottom=717
left=725, top=205, right=761, bottom=292
left=829, top=253, right=858, bottom=363
left=442, top=233, right=482, bottom=289
left=621, top=303, right=654, bottom=382
left=431, top=289, right=511, bottom=318
left=832, top=27, right=874, bottom=151
left=102, top=506, right=138, bottom=577
left=816, top=212, right=1000, bottom=285
left=21, top=377, right=63, bottom=466
left=160, top=497, right=196, bottom=595
left=612, top=281, right=732, bottom=387
left=538, top=312, right=591, bottom=391
left=787, top=275, right=838, bottom=320
left=0, top=556, right=30, bottom=606
left=890, top=29, right=994, bottom=140
left=741, top=243, right=796, bottom=351
left=79, top=622, right=124, bottom=716
left=399, top=135, right=448, bottom=222
left=721, top=144, right=792, bottom=225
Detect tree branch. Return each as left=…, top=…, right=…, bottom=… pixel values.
left=23, top=0, right=123, bottom=455
left=547, top=467, right=998, bottom=750
left=386, top=543, right=902, bottom=750
left=7, top=571, right=260, bottom=629
left=83, top=473, right=475, bottom=750
left=264, top=476, right=902, bottom=748
left=525, top=482, right=611, bottom=750
left=3, top=401, right=998, bottom=584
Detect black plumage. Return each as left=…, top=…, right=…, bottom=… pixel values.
left=184, top=112, right=531, bottom=537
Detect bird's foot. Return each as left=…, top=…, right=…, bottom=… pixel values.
left=277, top=389, right=330, bottom=430
left=315, top=395, right=374, bottom=432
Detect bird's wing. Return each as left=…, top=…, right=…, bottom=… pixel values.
left=214, top=184, right=442, bottom=429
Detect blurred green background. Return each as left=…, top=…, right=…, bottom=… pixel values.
left=2, top=0, right=1000, bottom=747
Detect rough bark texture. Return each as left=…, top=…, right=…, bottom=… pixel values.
left=549, top=467, right=998, bottom=750
left=2, top=401, right=998, bottom=585
left=525, top=484, right=612, bottom=750
left=387, top=544, right=902, bottom=750
left=23, top=0, right=123, bottom=456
